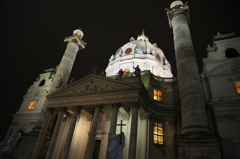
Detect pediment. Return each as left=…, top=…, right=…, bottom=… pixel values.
left=47, top=74, right=141, bottom=99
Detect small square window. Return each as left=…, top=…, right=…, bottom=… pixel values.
left=234, top=81, right=240, bottom=93
left=153, top=89, right=162, bottom=101
left=153, top=122, right=163, bottom=145
left=28, top=101, right=37, bottom=109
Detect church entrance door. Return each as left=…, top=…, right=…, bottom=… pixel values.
left=92, top=140, right=101, bottom=159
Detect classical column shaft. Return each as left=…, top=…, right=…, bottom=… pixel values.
left=109, top=104, right=120, bottom=135
left=169, top=11, right=210, bottom=134
left=61, top=107, right=80, bottom=159
left=49, top=42, right=79, bottom=93
left=128, top=103, right=139, bottom=159
left=106, top=104, right=120, bottom=158
left=84, top=105, right=101, bottom=159
left=31, top=109, right=53, bottom=159
left=45, top=108, right=65, bottom=159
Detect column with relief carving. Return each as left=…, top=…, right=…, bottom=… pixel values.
left=166, top=1, right=210, bottom=135
left=84, top=105, right=101, bottom=159
left=61, top=106, right=81, bottom=159
left=31, top=108, right=53, bottom=159
left=128, top=103, right=139, bottom=159
left=49, top=28, right=86, bottom=93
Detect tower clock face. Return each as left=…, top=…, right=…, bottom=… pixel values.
left=156, top=54, right=161, bottom=61
left=125, top=48, right=132, bottom=54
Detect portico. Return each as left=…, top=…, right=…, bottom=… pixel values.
left=35, top=74, right=147, bottom=159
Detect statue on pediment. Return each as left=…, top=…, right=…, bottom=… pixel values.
left=118, top=69, right=124, bottom=79
left=133, top=65, right=141, bottom=77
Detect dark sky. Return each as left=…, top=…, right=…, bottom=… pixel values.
left=0, top=0, right=239, bottom=132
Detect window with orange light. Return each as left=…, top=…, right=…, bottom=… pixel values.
left=28, top=101, right=37, bottom=109
left=123, top=68, right=130, bottom=74
left=153, top=122, right=163, bottom=145
left=153, top=89, right=162, bottom=101
left=235, top=81, right=240, bottom=93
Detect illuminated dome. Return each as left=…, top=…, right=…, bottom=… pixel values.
left=105, top=31, right=173, bottom=78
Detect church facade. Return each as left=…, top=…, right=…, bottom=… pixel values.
left=1, top=1, right=240, bottom=159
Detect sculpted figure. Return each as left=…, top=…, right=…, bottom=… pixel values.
left=108, top=132, right=125, bottom=159
left=118, top=69, right=124, bottom=79
left=133, top=65, right=141, bottom=77
left=1, top=130, right=22, bottom=152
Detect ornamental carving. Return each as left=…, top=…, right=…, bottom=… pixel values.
left=208, top=62, right=240, bottom=75
left=167, top=7, right=190, bottom=28
left=215, top=114, right=237, bottom=121
left=64, top=34, right=87, bottom=46
left=230, top=63, right=240, bottom=72
left=67, top=83, right=112, bottom=95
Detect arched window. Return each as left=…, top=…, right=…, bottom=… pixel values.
left=225, top=48, right=239, bottom=58
left=39, top=79, right=45, bottom=86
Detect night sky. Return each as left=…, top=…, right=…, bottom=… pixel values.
left=1, top=0, right=239, bottom=133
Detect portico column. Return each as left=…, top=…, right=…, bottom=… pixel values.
left=128, top=103, right=139, bottom=159
left=106, top=103, right=120, bottom=158
left=84, top=105, right=101, bottom=159
left=31, top=108, right=53, bottom=159
left=61, top=106, right=81, bottom=159
left=45, top=107, right=65, bottom=159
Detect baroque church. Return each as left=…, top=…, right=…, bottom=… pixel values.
left=1, top=1, right=240, bottom=159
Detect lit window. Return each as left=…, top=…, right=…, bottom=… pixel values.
left=28, top=101, right=37, bottom=109
left=123, top=68, right=130, bottom=74
left=153, top=89, right=162, bottom=101
left=153, top=122, right=163, bottom=145
left=156, top=75, right=162, bottom=81
left=235, top=81, right=240, bottom=93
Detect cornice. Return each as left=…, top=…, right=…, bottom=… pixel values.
left=47, top=74, right=141, bottom=99
left=208, top=100, right=240, bottom=107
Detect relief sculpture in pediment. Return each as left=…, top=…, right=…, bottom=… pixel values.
left=67, top=82, right=116, bottom=95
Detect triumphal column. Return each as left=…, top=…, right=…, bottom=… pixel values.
left=31, top=29, right=86, bottom=159
left=166, top=1, right=210, bottom=135
left=49, top=28, right=86, bottom=93
left=166, top=1, right=222, bottom=158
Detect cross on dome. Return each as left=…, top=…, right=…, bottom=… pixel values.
left=137, top=29, right=149, bottom=41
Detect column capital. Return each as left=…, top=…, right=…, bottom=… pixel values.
left=95, top=104, right=103, bottom=110
left=166, top=2, right=189, bottom=28
left=131, top=102, right=140, bottom=109
left=46, top=107, right=55, bottom=113
left=111, top=103, right=121, bottom=109
left=57, top=107, right=68, bottom=113
left=73, top=106, right=82, bottom=112
left=64, top=34, right=86, bottom=50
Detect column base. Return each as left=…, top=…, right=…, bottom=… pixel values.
left=177, top=135, right=222, bottom=159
